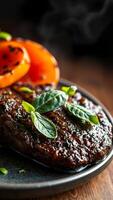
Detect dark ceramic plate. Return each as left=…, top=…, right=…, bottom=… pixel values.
left=0, top=79, right=113, bottom=199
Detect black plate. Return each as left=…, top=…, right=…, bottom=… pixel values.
left=0, top=79, right=113, bottom=199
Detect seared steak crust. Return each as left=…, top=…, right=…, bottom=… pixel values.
left=0, top=83, right=112, bottom=171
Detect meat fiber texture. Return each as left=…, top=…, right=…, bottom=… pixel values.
left=0, top=82, right=112, bottom=171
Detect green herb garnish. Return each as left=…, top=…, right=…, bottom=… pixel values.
left=66, top=103, right=99, bottom=125
left=33, top=89, right=68, bottom=113
left=31, top=111, right=57, bottom=139
left=22, top=86, right=99, bottom=139
left=22, top=101, right=57, bottom=139
left=61, top=85, right=77, bottom=96
left=0, top=168, right=8, bottom=175
left=19, top=87, right=33, bottom=94
left=22, top=101, right=35, bottom=113
left=0, top=32, right=12, bottom=41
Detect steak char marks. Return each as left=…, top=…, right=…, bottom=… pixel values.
left=0, top=83, right=112, bottom=171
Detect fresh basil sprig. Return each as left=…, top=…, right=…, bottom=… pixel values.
left=33, top=89, right=68, bottom=113
left=22, top=86, right=99, bottom=140
left=66, top=103, right=99, bottom=125
left=31, top=111, right=57, bottom=139
left=22, top=101, right=57, bottom=139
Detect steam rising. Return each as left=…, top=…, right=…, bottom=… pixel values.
left=39, top=0, right=113, bottom=45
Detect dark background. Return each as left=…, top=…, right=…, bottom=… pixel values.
left=1, top=0, right=113, bottom=62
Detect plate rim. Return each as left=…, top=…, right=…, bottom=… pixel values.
left=0, top=78, right=113, bottom=190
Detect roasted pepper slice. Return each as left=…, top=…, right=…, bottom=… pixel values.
left=0, top=41, right=30, bottom=88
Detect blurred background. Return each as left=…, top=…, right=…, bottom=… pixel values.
left=1, top=0, right=113, bottom=59
left=0, top=0, right=113, bottom=113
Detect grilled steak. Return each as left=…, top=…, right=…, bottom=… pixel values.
left=0, top=83, right=112, bottom=171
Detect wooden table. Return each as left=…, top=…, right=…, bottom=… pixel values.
left=39, top=58, right=113, bottom=200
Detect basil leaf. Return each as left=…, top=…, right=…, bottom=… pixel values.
left=19, top=87, right=33, bottom=94
left=61, top=85, right=77, bottom=96
left=22, top=101, right=35, bottom=113
left=66, top=103, right=99, bottom=125
left=33, top=89, right=68, bottom=113
left=0, top=168, right=8, bottom=175
left=31, top=111, right=57, bottom=139
left=0, top=32, right=12, bottom=41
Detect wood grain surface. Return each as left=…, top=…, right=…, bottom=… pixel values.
left=38, top=58, right=113, bottom=200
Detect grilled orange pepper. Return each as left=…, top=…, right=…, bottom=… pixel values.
left=19, top=40, right=60, bottom=85
left=0, top=41, right=30, bottom=88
